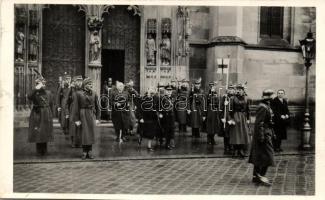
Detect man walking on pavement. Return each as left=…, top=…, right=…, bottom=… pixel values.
left=110, top=81, right=131, bottom=143
left=56, top=72, right=71, bottom=138
left=248, top=89, right=275, bottom=186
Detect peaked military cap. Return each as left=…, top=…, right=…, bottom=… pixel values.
left=165, top=84, right=173, bottom=90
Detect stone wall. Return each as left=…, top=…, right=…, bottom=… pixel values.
left=242, top=49, right=315, bottom=105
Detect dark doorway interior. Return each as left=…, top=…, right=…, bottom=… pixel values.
left=101, top=49, right=125, bottom=87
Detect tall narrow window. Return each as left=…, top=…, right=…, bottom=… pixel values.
left=260, top=7, right=284, bottom=39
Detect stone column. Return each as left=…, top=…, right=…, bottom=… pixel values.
left=206, top=6, right=246, bottom=89
left=79, top=5, right=108, bottom=96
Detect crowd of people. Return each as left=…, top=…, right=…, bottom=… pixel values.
left=27, top=71, right=290, bottom=186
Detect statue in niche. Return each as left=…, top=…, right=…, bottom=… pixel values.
left=145, top=33, right=156, bottom=66
left=15, top=27, right=25, bottom=62
left=160, top=33, right=171, bottom=65
left=29, top=29, right=38, bottom=61
left=89, top=30, right=101, bottom=62
left=185, top=7, right=192, bottom=38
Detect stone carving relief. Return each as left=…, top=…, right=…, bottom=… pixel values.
left=160, top=18, right=171, bottom=66
left=177, top=6, right=191, bottom=57
left=87, top=16, right=103, bottom=63
left=146, top=19, right=157, bottom=66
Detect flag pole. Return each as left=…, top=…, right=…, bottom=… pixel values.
left=223, top=56, right=230, bottom=129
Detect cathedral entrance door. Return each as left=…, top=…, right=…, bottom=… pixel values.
left=101, top=49, right=125, bottom=86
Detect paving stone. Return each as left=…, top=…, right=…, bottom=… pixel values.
left=13, top=155, right=314, bottom=195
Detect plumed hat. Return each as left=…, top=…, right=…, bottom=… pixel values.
left=82, top=77, right=92, bottom=87
left=34, top=69, right=45, bottom=84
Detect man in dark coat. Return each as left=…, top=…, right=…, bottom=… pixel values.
left=248, top=89, right=275, bottom=186
left=206, top=82, right=221, bottom=145
left=271, top=89, right=290, bottom=152
left=56, top=73, right=71, bottom=137
left=137, top=87, right=160, bottom=151
left=28, top=75, right=54, bottom=156
left=160, top=85, right=176, bottom=150
left=72, top=77, right=100, bottom=159
left=110, top=81, right=131, bottom=143
left=220, top=85, right=236, bottom=154
left=55, top=76, right=63, bottom=122
left=175, top=80, right=189, bottom=133
left=125, top=80, right=140, bottom=135
left=67, top=75, right=83, bottom=147
left=229, top=84, right=250, bottom=158
left=188, top=78, right=206, bottom=138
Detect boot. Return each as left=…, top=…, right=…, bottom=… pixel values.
left=87, top=151, right=94, bottom=159
left=81, top=152, right=87, bottom=160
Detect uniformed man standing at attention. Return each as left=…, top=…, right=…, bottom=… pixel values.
left=72, top=77, right=100, bottom=159
left=67, top=75, right=83, bottom=148
left=206, top=82, right=221, bottom=145
left=160, top=84, right=176, bottom=150
left=188, top=78, right=206, bottom=138
left=271, top=89, right=290, bottom=152
left=220, top=85, right=236, bottom=154
left=248, top=89, right=275, bottom=186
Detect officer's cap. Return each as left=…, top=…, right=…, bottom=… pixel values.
left=165, top=84, right=173, bottom=90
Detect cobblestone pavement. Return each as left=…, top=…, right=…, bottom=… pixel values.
left=14, top=154, right=314, bottom=195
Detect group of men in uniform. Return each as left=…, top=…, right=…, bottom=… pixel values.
left=28, top=72, right=100, bottom=159
left=97, top=77, right=252, bottom=155
left=27, top=71, right=290, bottom=186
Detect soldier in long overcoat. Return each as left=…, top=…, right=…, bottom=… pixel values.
left=219, top=85, right=236, bottom=154
left=110, top=81, right=131, bottom=142
left=28, top=75, right=54, bottom=156
left=270, top=89, right=290, bottom=152
left=160, top=85, right=176, bottom=149
left=56, top=73, right=71, bottom=136
left=248, top=89, right=275, bottom=186
left=155, top=83, right=166, bottom=146
left=137, top=88, right=160, bottom=151
left=72, top=77, right=100, bottom=159
left=229, top=84, right=250, bottom=158
left=206, top=83, right=221, bottom=145
left=188, top=78, right=206, bottom=138
left=175, top=81, right=189, bottom=133
left=67, top=76, right=83, bottom=147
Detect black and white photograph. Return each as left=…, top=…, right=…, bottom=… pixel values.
left=0, top=0, right=324, bottom=199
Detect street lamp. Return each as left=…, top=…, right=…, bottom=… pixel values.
left=299, top=30, right=316, bottom=150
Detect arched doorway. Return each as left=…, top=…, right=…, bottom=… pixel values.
left=101, top=6, right=141, bottom=91
left=42, top=5, right=86, bottom=93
